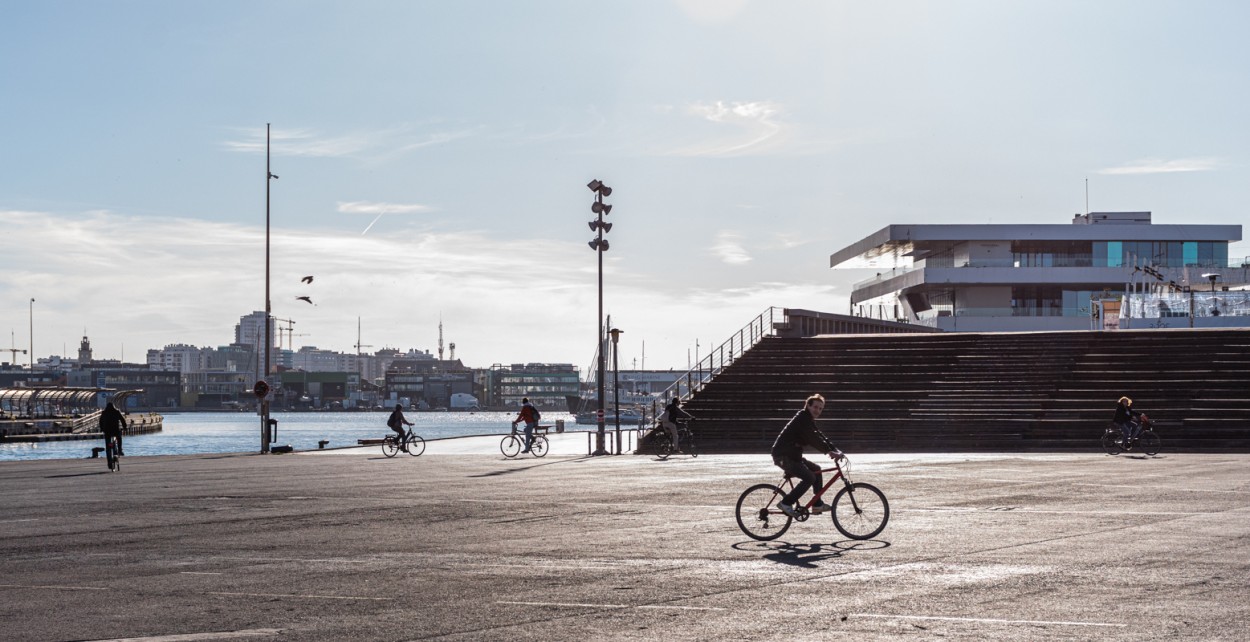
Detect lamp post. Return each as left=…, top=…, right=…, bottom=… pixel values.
left=609, top=327, right=623, bottom=454
left=261, top=123, right=279, bottom=454
left=587, top=179, right=613, bottom=456
left=28, top=298, right=34, bottom=371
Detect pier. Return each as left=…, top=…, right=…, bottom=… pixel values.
left=0, top=387, right=163, bottom=442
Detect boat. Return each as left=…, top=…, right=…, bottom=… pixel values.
left=575, top=408, right=644, bottom=425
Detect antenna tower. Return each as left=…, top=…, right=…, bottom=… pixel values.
left=438, top=316, right=444, bottom=361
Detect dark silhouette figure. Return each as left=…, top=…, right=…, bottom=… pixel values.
left=301, top=276, right=314, bottom=284
left=296, top=296, right=313, bottom=304
left=100, top=401, right=127, bottom=456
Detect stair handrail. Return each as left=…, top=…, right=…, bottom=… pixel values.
left=649, top=307, right=783, bottom=417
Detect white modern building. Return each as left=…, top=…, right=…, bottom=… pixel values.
left=830, top=212, right=1246, bottom=332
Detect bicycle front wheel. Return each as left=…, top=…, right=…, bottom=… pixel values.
left=1101, top=429, right=1122, bottom=455
left=531, top=436, right=549, bottom=458
left=500, top=435, right=521, bottom=458
left=382, top=438, right=398, bottom=458
left=831, top=482, right=889, bottom=540
left=405, top=435, right=425, bottom=457
left=735, top=483, right=792, bottom=541
left=1139, top=430, right=1161, bottom=456
left=654, top=434, right=673, bottom=460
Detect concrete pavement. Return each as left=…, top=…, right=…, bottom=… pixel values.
left=1, top=442, right=1247, bottom=641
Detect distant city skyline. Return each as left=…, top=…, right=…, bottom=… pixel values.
left=3, top=1, right=1248, bottom=370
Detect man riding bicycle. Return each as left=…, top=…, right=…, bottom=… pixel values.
left=1113, top=396, right=1143, bottom=443
left=387, top=404, right=413, bottom=444
left=772, top=393, right=842, bottom=517
left=658, top=395, right=694, bottom=452
left=512, top=397, right=540, bottom=454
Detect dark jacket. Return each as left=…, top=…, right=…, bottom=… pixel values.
left=665, top=399, right=692, bottom=421
left=1113, top=404, right=1141, bottom=425
left=771, top=408, right=835, bottom=460
left=100, top=404, right=126, bottom=436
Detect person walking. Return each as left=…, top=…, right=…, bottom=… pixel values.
left=771, top=393, right=842, bottom=517
left=100, top=401, right=127, bottom=456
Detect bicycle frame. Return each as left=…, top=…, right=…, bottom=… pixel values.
left=777, top=460, right=850, bottom=510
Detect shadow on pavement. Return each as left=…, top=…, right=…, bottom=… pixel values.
left=733, top=539, right=891, bottom=568
left=470, top=455, right=597, bottom=477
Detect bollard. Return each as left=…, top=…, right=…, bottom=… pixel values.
left=318, top=440, right=329, bottom=449
left=91, top=447, right=104, bottom=458
left=555, top=419, right=565, bottom=433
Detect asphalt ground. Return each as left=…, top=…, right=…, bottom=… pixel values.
left=1, top=436, right=1247, bottom=641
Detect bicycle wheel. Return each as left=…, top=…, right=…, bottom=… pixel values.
left=1101, top=429, right=1122, bottom=455
left=685, top=435, right=698, bottom=458
left=831, top=482, right=889, bottom=540
left=531, top=436, right=549, bottom=458
left=500, top=435, right=521, bottom=458
left=382, top=437, right=398, bottom=458
left=654, top=434, right=672, bottom=460
left=107, top=440, right=119, bottom=472
left=1139, top=430, right=1161, bottom=456
left=405, top=435, right=425, bottom=457
left=735, top=483, right=792, bottom=541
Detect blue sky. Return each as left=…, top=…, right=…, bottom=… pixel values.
left=2, top=0, right=1247, bottom=371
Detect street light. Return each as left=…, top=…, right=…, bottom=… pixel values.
left=609, top=327, right=624, bottom=454
left=261, top=123, right=279, bottom=454
left=1201, top=273, right=1221, bottom=293
left=28, top=298, right=34, bottom=371
left=587, top=179, right=613, bottom=455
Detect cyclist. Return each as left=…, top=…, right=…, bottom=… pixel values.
left=512, top=397, right=540, bottom=453
left=1113, top=396, right=1143, bottom=443
left=771, top=393, right=842, bottom=517
left=658, top=395, right=694, bottom=452
left=100, top=401, right=127, bottom=456
left=387, top=404, right=413, bottom=445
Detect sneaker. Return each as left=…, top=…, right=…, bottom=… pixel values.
left=811, top=501, right=830, bottom=514
left=778, top=502, right=798, bottom=518
left=520, top=449, right=530, bottom=454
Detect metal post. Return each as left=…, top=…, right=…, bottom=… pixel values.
left=28, top=298, right=34, bottom=371
left=261, top=123, right=273, bottom=454
left=594, top=203, right=607, bottom=455
left=610, top=328, right=623, bottom=454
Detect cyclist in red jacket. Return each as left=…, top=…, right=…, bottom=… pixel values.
left=512, top=398, right=540, bottom=453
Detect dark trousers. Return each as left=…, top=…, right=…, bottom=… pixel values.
left=391, top=425, right=406, bottom=442
left=774, top=456, right=823, bottom=506
left=104, top=430, right=123, bottom=454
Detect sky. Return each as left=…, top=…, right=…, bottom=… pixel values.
left=2, top=0, right=1248, bottom=373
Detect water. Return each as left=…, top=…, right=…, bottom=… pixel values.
left=0, top=411, right=533, bottom=461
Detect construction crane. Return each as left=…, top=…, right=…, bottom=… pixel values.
left=4, top=331, right=26, bottom=364
left=273, top=317, right=297, bottom=350
left=354, top=316, right=372, bottom=356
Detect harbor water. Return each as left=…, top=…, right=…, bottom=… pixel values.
left=0, top=411, right=539, bottom=462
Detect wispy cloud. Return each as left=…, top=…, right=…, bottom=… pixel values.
left=0, top=209, right=835, bottom=369
left=220, top=126, right=472, bottom=159
left=711, top=230, right=752, bottom=264
left=338, top=201, right=437, bottom=235
left=1097, top=157, right=1220, bottom=175
left=660, top=100, right=789, bottom=157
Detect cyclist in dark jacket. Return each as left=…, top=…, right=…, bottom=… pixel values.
left=100, top=401, right=127, bottom=456
left=387, top=404, right=413, bottom=444
left=771, top=393, right=842, bottom=517
left=1113, top=396, right=1142, bottom=442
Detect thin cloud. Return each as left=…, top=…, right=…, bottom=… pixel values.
left=1097, top=157, right=1219, bottom=175
left=220, top=126, right=471, bottom=159
left=337, top=201, right=435, bottom=215
left=661, top=100, right=788, bottom=157
left=711, top=230, right=753, bottom=264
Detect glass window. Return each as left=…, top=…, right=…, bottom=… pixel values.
left=1184, top=242, right=1198, bottom=267
left=1106, top=241, right=1123, bottom=267
left=1214, top=242, right=1228, bottom=268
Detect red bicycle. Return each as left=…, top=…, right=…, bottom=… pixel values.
left=735, top=455, right=889, bottom=541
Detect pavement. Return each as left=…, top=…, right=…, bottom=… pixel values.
left=1, top=436, right=1248, bottom=641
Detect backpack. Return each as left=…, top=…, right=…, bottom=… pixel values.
left=387, top=413, right=401, bottom=430
left=530, top=405, right=541, bottom=422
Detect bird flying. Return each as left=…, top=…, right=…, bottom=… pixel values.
left=296, top=296, right=313, bottom=304
left=301, top=276, right=314, bottom=284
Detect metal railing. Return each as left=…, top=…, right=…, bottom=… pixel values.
left=648, top=307, right=782, bottom=417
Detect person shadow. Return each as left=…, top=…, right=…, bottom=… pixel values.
left=732, top=539, right=890, bottom=568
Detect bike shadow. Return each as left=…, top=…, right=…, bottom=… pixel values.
left=732, top=539, right=890, bottom=568
left=470, top=455, right=598, bottom=477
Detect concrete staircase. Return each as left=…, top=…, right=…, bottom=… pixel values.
left=679, top=328, right=1250, bottom=452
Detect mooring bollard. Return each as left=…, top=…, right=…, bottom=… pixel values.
left=318, top=440, right=329, bottom=449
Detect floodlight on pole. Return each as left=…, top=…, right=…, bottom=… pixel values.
left=586, top=178, right=613, bottom=456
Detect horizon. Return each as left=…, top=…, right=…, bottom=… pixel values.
left=3, top=1, right=1248, bottom=370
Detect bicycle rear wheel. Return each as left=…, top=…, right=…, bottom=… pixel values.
left=1101, top=429, right=1122, bottom=455
left=735, top=483, right=792, bottom=541
left=382, top=438, right=398, bottom=458
left=106, top=439, right=119, bottom=472
left=684, top=434, right=698, bottom=458
left=531, top=436, right=549, bottom=458
left=831, top=482, right=889, bottom=540
left=1139, top=430, right=1161, bottom=456
left=500, top=435, right=521, bottom=458
left=405, top=435, right=425, bottom=457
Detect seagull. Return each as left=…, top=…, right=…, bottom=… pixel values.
left=296, top=296, right=313, bottom=304
left=301, top=276, right=314, bottom=284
